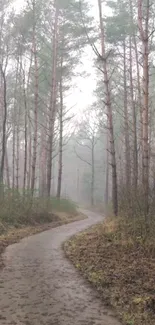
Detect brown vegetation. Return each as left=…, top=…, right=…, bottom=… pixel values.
left=64, top=215, right=155, bottom=325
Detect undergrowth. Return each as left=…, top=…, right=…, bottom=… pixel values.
left=0, top=189, right=77, bottom=235
left=64, top=214, right=155, bottom=325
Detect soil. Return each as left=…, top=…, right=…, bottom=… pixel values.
left=0, top=210, right=121, bottom=325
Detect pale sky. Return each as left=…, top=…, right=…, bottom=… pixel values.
left=13, top=0, right=99, bottom=116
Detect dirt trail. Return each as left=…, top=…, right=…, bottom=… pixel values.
left=0, top=210, right=121, bottom=325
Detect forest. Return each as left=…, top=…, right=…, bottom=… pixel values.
left=0, top=0, right=154, bottom=218
left=0, top=0, right=155, bottom=324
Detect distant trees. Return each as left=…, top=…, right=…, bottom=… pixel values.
left=75, top=110, right=99, bottom=206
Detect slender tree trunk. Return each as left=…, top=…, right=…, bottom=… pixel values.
left=26, top=56, right=32, bottom=192
left=5, top=147, right=10, bottom=189
left=105, top=132, right=109, bottom=205
left=12, top=62, right=19, bottom=190
left=130, top=0, right=142, bottom=183
left=77, top=168, right=79, bottom=202
left=40, top=115, right=47, bottom=197
left=47, top=2, right=59, bottom=197
left=135, top=36, right=143, bottom=183
left=16, top=114, right=20, bottom=190
left=129, top=36, right=138, bottom=190
left=123, top=39, right=131, bottom=190
left=0, top=66, right=7, bottom=188
left=28, top=129, right=32, bottom=190
left=57, top=77, right=63, bottom=199
left=91, top=137, right=95, bottom=206
left=31, top=0, right=39, bottom=196
left=12, top=116, right=15, bottom=190
left=23, top=72, right=28, bottom=193
left=98, top=0, right=118, bottom=215
left=16, top=130, right=19, bottom=190
left=138, top=0, right=150, bottom=216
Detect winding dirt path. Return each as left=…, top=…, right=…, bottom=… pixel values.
left=0, top=210, right=121, bottom=325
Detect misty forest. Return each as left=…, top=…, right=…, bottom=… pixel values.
left=0, top=1, right=155, bottom=325
left=0, top=0, right=154, bottom=216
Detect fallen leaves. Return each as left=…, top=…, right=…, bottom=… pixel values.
left=64, top=220, right=155, bottom=325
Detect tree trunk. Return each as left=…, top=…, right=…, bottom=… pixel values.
left=47, top=2, right=59, bottom=197
left=27, top=129, right=32, bottom=190
left=23, top=72, right=28, bottom=193
left=57, top=77, right=63, bottom=199
left=105, top=132, right=109, bottom=205
left=16, top=115, right=20, bottom=190
left=98, top=0, right=118, bottom=215
left=130, top=0, right=141, bottom=184
left=12, top=62, right=19, bottom=190
left=129, top=36, right=138, bottom=190
left=40, top=121, right=47, bottom=197
left=123, top=39, right=131, bottom=190
left=91, top=137, right=95, bottom=206
left=138, top=0, right=150, bottom=216
left=12, top=115, right=16, bottom=190
left=31, top=0, right=39, bottom=196
left=0, top=66, right=7, bottom=189
left=5, top=147, right=10, bottom=189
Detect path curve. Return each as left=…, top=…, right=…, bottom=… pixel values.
left=0, top=210, right=121, bottom=325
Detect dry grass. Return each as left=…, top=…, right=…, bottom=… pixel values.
left=64, top=217, right=155, bottom=325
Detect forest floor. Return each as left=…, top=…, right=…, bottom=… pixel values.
left=0, top=210, right=85, bottom=269
left=64, top=217, right=155, bottom=325
left=0, top=210, right=121, bottom=325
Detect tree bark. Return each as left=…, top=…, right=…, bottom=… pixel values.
left=138, top=0, right=150, bottom=216
left=31, top=0, right=39, bottom=196
left=12, top=62, right=19, bottom=190
left=57, top=76, right=63, bottom=199
left=16, top=111, right=20, bottom=190
left=27, top=128, right=32, bottom=190
left=47, top=2, right=59, bottom=197
left=0, top=66, right=7, bottom=188
left=40, top=127, right=47, bottom=197
left=91, top=136, right=95, bottom=206
left=123, top=39, right=131, bottom=190
left=105, top=132, right=109, bottom=205
left=5, top=147, right=10, bottom=189
left=98, top=0, right=118, bottom=215
left=129, top=36, right=138, bottom=190
left=23, top=71, right=28, bottom=193
left=130, top=0, right=141, bottom=184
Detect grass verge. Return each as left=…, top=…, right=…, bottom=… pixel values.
left=64, top=217, right=155, bottom=325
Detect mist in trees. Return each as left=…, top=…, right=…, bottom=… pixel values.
left=0, top=0, right=155, bottom=227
